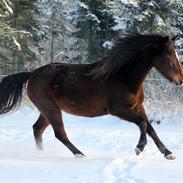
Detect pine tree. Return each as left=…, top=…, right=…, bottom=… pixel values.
left=0, top=1, right=29, bottom=53
left=129, top=0, right=183, bottom=34
left=0, top=0, right=43, bottom=74
left=37, top=0, right=74, bottom=64
left=73, top=0, right=117, bottom=63
left=111, top=0, right=139, bottom=32
left=11, top=0, right=44, bottom=71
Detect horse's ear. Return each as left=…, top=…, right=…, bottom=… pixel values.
left=163, top=36, right=170, bottom=46
left=172, top=35, right=178, bottom=42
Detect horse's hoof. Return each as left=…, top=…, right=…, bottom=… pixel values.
left=135, top=147, right=142, bottom=156
left=36, top=145, right=44, bottom=151
left=165, top=154, right=176, bottom=160
left=75, top=153, right=85, bottom=158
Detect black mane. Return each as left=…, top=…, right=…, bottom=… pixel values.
left=88, top=33, right=166, bottom=79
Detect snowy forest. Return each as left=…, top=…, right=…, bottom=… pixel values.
left=0, top=0, right=183, bottom=103
left=2, top=1, right=183, bottom=182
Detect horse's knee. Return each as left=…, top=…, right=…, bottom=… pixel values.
left=33, top=114, right=49, bottom=131
left=33, top=121, right=43, bottom=136
left=53, top=128, right=69, bottom=143
left=54, top=133, right=68, bottom=143
left=33, top=122, right=40, bottom=131
left=32, top=125, right=41, bottom=141
left=135, top=120, right=147, bottom=131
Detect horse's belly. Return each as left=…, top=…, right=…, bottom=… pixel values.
left=56, top=97, right=107, bottom=117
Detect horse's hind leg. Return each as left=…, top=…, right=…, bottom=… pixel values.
left=33, top=114, right=50, bottom=150
left=28, top=80, right=84, bottom=156
left=41, top=103, right=84, bottom=156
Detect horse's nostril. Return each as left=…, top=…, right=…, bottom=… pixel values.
left=180, top=80, right=183, bottom=86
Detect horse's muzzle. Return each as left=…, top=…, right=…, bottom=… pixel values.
left=174, top=79, right=183, bottom=86
left=180, top=80, right=183, bottom=86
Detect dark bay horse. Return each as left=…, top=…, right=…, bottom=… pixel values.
left=0, top=33, right=182, bottom=160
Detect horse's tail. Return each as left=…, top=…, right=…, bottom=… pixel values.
left=0, top=72, right=32, bottom=115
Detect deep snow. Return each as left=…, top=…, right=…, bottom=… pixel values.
left=0, top=106, right=183, bottom=183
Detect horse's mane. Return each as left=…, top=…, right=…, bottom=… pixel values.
left=88, top=33, right=166, bottom=79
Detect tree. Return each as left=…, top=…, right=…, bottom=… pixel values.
left=73, top=0, right=117, bottom=63
left=111, top=0, right=139, bottom=33
left=0, top=0, right=31, bottom=53
left=0, top=0, right=43, bottom=74
left=129, top=0, right=183, bottom=34
left=11, top=0, right=44, bottom=71
left=36, top=0, right=74, bottom=64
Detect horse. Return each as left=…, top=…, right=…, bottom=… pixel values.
left=0, top=33, right=182, bottom=160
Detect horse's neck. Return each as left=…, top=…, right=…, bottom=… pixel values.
left=121, top=58, right=153, bottom=92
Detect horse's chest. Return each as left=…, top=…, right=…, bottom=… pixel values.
left=112, top=89, right=144, bottom=109
left=128, top=91, right=144, bottom=109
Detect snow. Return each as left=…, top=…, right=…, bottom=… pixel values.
left=103, top=41, right=114, bottom=49
left=1, top=106, right=183, bottom=183
left=153, top=15, right=166, bottom=27
left=78, top=2, right=88, bottom=10
left=86, top=13, right=101, bottom=24
left=112, top=18, right=127, bottom=31
left=119, top=0, right=138, bottom=7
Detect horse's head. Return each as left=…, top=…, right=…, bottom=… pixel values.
left=153, top=36, right=183, bottom=85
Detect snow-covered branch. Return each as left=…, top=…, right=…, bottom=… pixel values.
left=0, top=0, right=13, bottom=15
left=12, top=36, right=21, bottom=51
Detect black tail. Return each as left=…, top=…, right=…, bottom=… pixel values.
left=0, top=72, right=31, bottom=115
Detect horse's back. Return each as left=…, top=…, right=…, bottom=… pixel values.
left=27, top=63, right=108, bottom=117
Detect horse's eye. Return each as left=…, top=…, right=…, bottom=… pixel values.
left=168, top=54, right=175, bottom=60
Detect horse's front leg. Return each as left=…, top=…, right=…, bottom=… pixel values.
left=146, top=122, right=175, bottom=160
left=110, top=105, right=148, bottom=155
left=110, top=105, right=175, bottom=160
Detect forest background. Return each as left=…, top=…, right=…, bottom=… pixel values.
left=0, top=0, right=183, bottom=105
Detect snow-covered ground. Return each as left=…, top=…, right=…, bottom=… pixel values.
left=0, top=106, right=183, bottom=183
